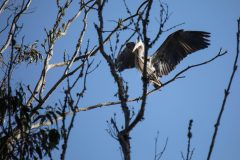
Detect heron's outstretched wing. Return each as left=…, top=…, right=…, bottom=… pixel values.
left=151, top=30, right=210, bottom=77
left=116, top=42, right=135, bottom=72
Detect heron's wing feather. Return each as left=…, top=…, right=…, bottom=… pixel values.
left=116, top=42, right=136, bottom=72
left=151, top=30, right=210, bottom=76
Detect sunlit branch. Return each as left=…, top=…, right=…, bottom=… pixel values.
left=0, top=0, right=10, bottom=14
left=0, top=0, right=32, bottom=55
left=26, top=0, right=90, bottom=106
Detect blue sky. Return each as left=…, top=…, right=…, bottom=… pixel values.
left=1, top=0, right=240, bottom=159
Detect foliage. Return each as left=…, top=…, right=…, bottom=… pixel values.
left=0, top=86, right=60, bottom=160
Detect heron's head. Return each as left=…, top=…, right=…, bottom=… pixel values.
left=132, top=39, right=144, bottom=54
left=125, top=42, right=135, bottom=52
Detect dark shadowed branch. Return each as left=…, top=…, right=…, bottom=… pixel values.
left=95, top=0, right=132, bottom=159
left=127, top=0, right=153, bottom=133
left=207, top=17, right=240, bottom=160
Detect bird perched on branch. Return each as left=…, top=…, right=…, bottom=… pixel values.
left=116, top=30, right=210, bottom=88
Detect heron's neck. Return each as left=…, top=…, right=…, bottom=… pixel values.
left=137, top=48, right=144, bottom=58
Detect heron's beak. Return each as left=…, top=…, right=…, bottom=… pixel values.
left=132, top=38, right=140, bottom=53
left=132, top=46, right=137, bottom=53
left=132, top=43, right=139, bottom=53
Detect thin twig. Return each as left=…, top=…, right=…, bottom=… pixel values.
left=154, top=131, right=168, bottom=160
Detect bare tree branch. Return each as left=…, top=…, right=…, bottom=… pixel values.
left=207, top=17, right=240, bottom=160
left=128, top=0, right=153, bottom=133
left=95, top=1, right=131, bottom=159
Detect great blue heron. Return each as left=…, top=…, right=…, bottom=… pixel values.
left=116, top=30, right=210, bottom=88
